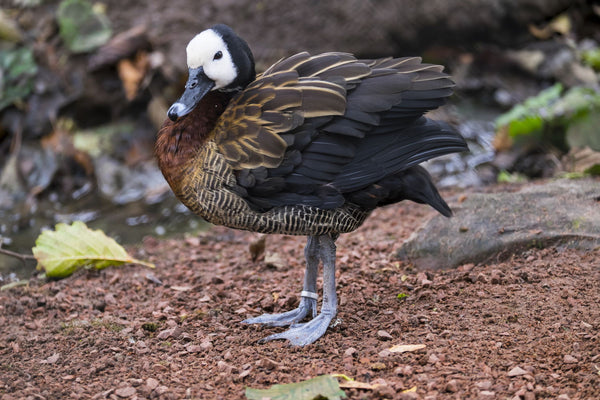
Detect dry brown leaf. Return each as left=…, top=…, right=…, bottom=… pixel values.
left=529, top=13, right=571, bottom=39
left=249, top=235, right=266, bottom=262
left=88, top=25, right=150, bottom=70
left=42, top=119, right=94, bottom=177
left=118, top=51, right=149, bottom=100
left=388, top=344, right=426, bottom=353
left=338, top=380, right=377, bottom=390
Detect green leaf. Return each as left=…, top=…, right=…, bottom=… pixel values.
left=582, top=48, right=600, bottom=71
left=495, top=83, right=563, bottom=140
left=245, top=375, right=346, bottom=400
left=57, top=0, right=112, bottom=53
left=0, top=47, right=38, bottom=111
left=33, top=221, right=154, bottom=278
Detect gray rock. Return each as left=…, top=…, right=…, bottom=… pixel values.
left=396, top=179, right=600, bottom=269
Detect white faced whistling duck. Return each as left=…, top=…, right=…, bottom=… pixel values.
left=156, top=24, right=468, bottom=346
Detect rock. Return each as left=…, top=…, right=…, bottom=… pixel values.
left=115, top=386, right=136, bottom=398
left=507, top=366, right=528, bottom=377
left=563, top=354, right=578, bottom=363
left=445, top=379, right=459, bottom=393
left=102, top=0, right=576, bottom=75
left=397, top=179, right=600, bottom=269
left=480, top=390, right=496, bottom=399
left=344, top=347, right=357, bottom=357
left=476, top=380, right=493, bottom=390
left=377, top=330, right=393, bottom=341
left=146, top=378, right=159, bottom=390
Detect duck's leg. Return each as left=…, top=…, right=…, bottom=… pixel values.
left=257, top=235, right=338, bottom=346
left=242, top=236, right=320, bottom=327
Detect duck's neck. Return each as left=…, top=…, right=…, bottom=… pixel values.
left=155, top=90, right=233, bottom=191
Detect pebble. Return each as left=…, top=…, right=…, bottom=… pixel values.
left=476, top=380, right=492, bottom=390
left=480, top=391, right=496, bottom=399
left=185, top=344, right=203, bottom=353
left=115, top=386, right=136, bottom=398
left=154, top=386, right=169, bottom=395
left=377, top=330, right=393, bottom=340
left=344, top=347, right=357, bottom=357
left=445, top=379, right=459, bottom=393
left=563, top=354, right=578, bottom=363
left=557, top=394, right=570, bottom=400
left=428, top=353, right=440, bottom=364
left=146, top=378, right=159, bottom=390
left=507, top=366, right=527, bottom=377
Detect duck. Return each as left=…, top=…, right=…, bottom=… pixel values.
left=156, top=24, right=468, bottom=346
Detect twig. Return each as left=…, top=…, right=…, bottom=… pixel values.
left=0, top=247, right=36, bottom=265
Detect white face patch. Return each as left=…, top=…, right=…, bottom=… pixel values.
left=186, top=29, right=237, bottom=90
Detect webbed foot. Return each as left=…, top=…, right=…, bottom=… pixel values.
left=257, top=311, right=335, bottom=346
left=242, top=297, right=317, bottom=327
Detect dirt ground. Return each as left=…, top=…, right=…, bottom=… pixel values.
left=1, top=193, right=599, bottom=400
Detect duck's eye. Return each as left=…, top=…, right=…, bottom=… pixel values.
left=213, top=51, right=223, bottom=60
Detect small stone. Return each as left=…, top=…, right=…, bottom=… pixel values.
left=445, top=379, right=459, bottom=393
left=377, top=330, right=393, bottom=340
left=115, top=386, right=136, bottom=398
left=524, top=391, right=536, bottom=400
left=557, top=394, right=570, bottom=400
left=185, top=344, right=203, bottom=353
left=480, top=391, right=496, bottom=399
left=563, top=354, right=578, bottom=363
left=217, top=360, right=232, bottom=372
left=146, top=378, right=159, bottom=390
left=476, top=380, right=492, bottom=390
left=200, top=340, right=213, bottom=350
left=394, top=364, right=413, bottom=376
left=428, top=353, right=440, bottom=364
left=156, top=328, right=175, bottom=340
left=399, top=392, right=418, bottom=400
left=154, top=386, right=169, bottom=395
left=344, top=347, right=357, bottom=357
left=507, top=366, right=527, bottom=377
left=581, top=321, right=592, bottom=329
left=378, top=349, right=391, bottom=358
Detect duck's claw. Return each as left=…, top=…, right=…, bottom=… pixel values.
left=242, top=297, right=317, bottom=327
left=257, top=311, right=334, bottom=346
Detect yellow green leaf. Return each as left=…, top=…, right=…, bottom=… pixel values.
left=33, top=221, right=154, bottom=278
left=245, top=375, right=346, bottom=400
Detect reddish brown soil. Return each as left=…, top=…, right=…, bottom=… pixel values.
left=1, top=198, right=599, bottom=399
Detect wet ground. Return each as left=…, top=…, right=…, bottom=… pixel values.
left=1, top=193, right=598, bottom=399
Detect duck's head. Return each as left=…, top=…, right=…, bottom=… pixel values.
left=167, top=24, right=255, bottom=121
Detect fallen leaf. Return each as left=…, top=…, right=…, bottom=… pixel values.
left=57, top=0, right=112, bottom=53
left=245, top=375, right=346, bottom=400
left=402, top=386, right=417, bottom=393
left=33, top=221, right=155, bottom=278
left=529, top=13, right=571, bottom=39
left=249, top=235, right=266, bottom=262
left=338, top=380, right=376, bottom=390
left=388, top=344, right=426, bottom=353
left=118, top=51, right=149, bottom=100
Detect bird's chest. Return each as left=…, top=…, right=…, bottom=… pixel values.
left=178, top=142, right=250, bottom=223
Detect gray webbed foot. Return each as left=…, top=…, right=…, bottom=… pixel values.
left=242, top=297, right=317, bottom=327
left=257, top=310, right=335, bottom=346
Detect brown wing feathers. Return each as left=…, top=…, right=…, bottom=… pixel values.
left=211, top=51, right=465, bottom=210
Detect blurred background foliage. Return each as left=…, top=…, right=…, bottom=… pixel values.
left=0, top=0, right=599, bottom=278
